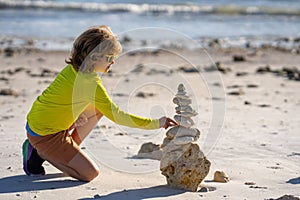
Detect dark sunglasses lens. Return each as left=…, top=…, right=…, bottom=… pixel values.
left=107, top=56, right=112, bottom=63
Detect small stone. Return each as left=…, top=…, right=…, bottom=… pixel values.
left=136, top=142, right=162, bottom=160
left=256, top=65, right=272, bottom=73
left=247, top=84, right=259, bottom=88
left=122, top=35, right=132, bottom=43
left=236, top=72, right=248, bottom=76
left=136, top=91, right=155, bottom=98
left=244, top=101, right=251, bottom=105
left=178, top=66, right=199, bottom=73
left=114, top=132, right=128, bottom=136
left=94, top=194, right=101, bottom=198
left=249, top=185, right=267, bottom=189
left=233, top=55, right=246, bottom=62
left=244, top=181, right=256, bottom=185
left=258, top=104, right=271, bottom=108
left=4, top=47, right=16, bottom=57
left=227, top=89, right=245, bottom=96
left=215, top=62, right=231, bottom=74
left=138, top=142, right=161, bottom=154
left=131, top=64, right=145, bottom=73
left=213, top=171, right=230, bottom=183
left=0, top=88, right=19, bottom=97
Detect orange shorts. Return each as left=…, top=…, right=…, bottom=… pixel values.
left=27, top=130, right=80, bottom=165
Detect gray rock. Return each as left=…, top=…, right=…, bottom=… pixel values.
left=174, top=115, right=194, bottom=127
left=173, top=97, right=192, bottom=106
left=136, top=142, right=162, bottom=160
left=166, top=126, right=200, bottom=140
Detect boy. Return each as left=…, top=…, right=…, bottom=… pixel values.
left=23, top=25, right=177, bottom=181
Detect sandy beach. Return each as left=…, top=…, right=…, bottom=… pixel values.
left=0, top=44, right=299, bottom=200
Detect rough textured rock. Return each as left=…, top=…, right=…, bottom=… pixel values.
left=160, top=83, right=211, bottom=192
left=161, top=144, right=210, bottom=192
left=213, top=170, right=230, bottom=183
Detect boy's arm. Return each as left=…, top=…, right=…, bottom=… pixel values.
left=91, top=82, right=160, bottom=130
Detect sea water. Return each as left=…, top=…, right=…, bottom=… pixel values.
left=0, top=0, right=299, bottom=50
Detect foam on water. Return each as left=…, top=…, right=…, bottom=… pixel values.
left=1, top=0, right=300, bottom=16
left=0, top=0, right=299, bottom=50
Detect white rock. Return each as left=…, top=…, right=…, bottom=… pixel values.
left=174, top=115, right=194, bottom=127
left=166, top=126, right=200, bottom=139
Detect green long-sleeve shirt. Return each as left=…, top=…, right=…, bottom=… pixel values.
left=27, top=64, right=159, bottom=136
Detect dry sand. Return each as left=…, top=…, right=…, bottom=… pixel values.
left=0, top=46, right=299, bottom=200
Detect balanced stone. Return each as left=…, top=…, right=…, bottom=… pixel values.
left=166, top=126, right=200, bottom=139
left=174, top=115, right=194, bottom=127
left=173, top=97, right=191, bottom=106
left=179, top=111, right=198, bottom=117
left=175, top=105, right=194, bottom=113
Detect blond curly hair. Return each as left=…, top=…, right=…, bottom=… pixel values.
left=66, top=25, right=122, bottom=73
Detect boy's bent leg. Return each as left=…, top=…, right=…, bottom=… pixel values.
left=71, top=105, right=103, bottom=145
left=28, top=130, right=99, bottom=181
left=45, top=150, right=99, bottom=182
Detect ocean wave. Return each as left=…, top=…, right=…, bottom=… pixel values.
left=0, top=0, right=300, bottom=16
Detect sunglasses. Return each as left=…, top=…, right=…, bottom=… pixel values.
left=106, top=54, right=116, bottom=63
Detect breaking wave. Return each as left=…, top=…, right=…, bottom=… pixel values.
left=1, top=0, right=300, bottom=16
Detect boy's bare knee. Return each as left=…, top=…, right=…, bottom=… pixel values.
left=80, top=168, right=100, bottom=182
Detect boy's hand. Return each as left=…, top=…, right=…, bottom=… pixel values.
left=159, top=117, right=179, bottom=129
left=75, top=113, right=88, bottom=127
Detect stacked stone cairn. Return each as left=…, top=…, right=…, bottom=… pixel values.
left=160, top=83, right=211, bottom=192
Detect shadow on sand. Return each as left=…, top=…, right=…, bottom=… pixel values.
left=78, top=185, right=185, bottom=200
left=0, top=173, right=86, bottom=193
left=287, top=177, right=300, bottom=184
